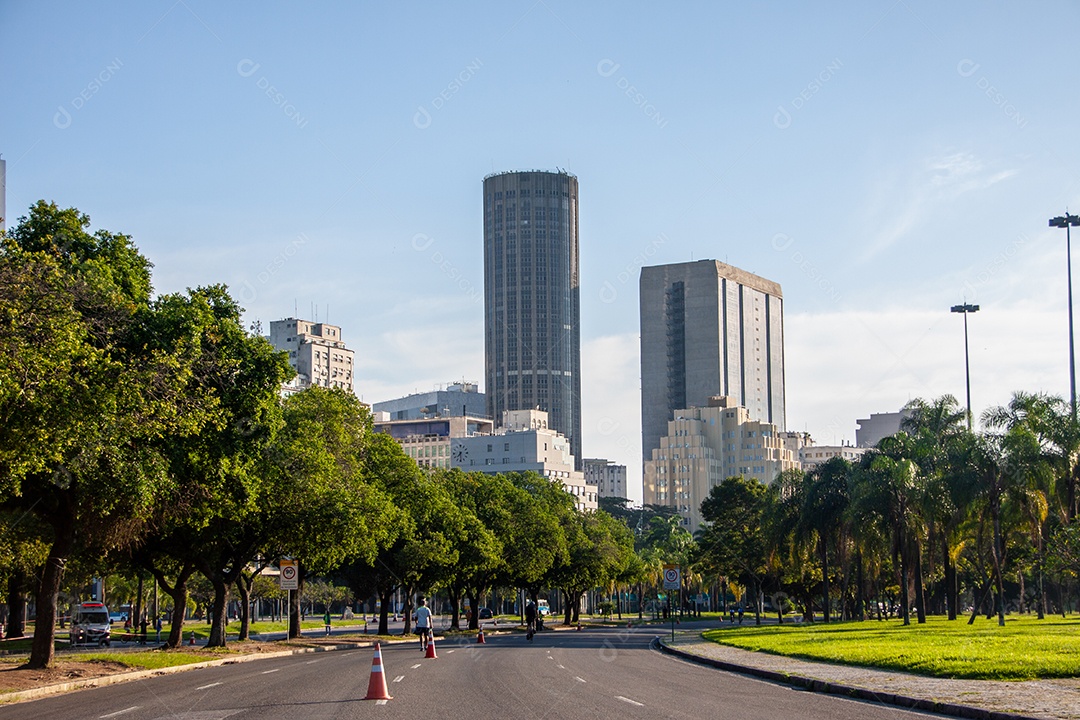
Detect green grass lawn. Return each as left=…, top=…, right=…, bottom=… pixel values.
left=701, top=614, right=1080, bottom=681
left=76, top=651, right=220, bottom=670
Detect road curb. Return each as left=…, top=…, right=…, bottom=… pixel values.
left=0, top=637, right=410, bottom=706
left=652, top=638, right=1045, bottom=720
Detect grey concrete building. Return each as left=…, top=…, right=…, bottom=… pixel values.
left=583, top=458, right=628, bottom=499
left=268, top=317, right=355, bottom=394
left=640, top=260, right=785, bottom=464
left=372, top=381, right=487, bottom=421
left=451, top=410, right=597, bottom=511
left=855, top=410, right=910, bottom=448
left=373, top=414, right=494, bottom=471
left=483, top=170, right=581, bottom=468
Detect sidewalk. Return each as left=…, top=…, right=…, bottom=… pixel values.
left=660, top=631, right=1080, bottom=720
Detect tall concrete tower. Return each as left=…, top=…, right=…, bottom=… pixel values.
left=639, top=260, right=785, bottom=463
left=483, top=170, right=581, bottom=467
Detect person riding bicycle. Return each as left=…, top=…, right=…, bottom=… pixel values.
left=414, top=597, right=433, bottom=651
left=524, top=600, right=537, bottom=641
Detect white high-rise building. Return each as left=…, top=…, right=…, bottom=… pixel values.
left=268, top=318, right=355, bottom=393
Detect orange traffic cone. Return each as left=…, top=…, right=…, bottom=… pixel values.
left=576, top=621, right=582, bottom=631
left=476, top=627, right=486, bottom=644
left=189, top=631, right=195, bottom=645
left=424, top=634, right=438, bottom=659
left=364, top=642, right=393, bottom=700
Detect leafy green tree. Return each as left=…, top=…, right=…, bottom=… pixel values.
left=0, top=203, right=204, bottom=667
left=697, top=476, right=770, bottom=624
left=551, top=510, right=634, bottom=624
left=263, top=389, right=400, bottom=639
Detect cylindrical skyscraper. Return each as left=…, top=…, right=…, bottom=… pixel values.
left=483, top=170, right=581, bottom=467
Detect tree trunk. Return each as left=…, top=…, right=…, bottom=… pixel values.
left=236, top=572, right=251, bottom=641
left=819, top=535, right=831, bottom=623
left=289, top=576, right=303, bottom=639
left=206, top=575, right=229, bottom=647
left=402, top=589, right=414, bottom=635
left=149, top=563, right=194, bottom=648
left=377, top=587, right=392, bottom=635
left=943, top=534, right=957, bottom=620
left=967, top=577, right=994, bottom=624
left=914, top=537, right=927, bottom=624
left=448, top=586, right=461, bottom=631
left=6, top=569, right=28, bottom=639
left=990, top=494, right=1006, bottom=627
left=27, top=522, right=75, bottom=669
left=855, top=551, right=865, bottom=621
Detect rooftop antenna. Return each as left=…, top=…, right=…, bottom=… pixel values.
left=294, top=299, right=297, bottom=318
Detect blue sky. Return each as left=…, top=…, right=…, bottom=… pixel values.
left=4, top=1, right=1080, bottom=503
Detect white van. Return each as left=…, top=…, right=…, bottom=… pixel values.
left=537, top=599, right=550, bottom=617
left=71, top=602, right=112, bottom=646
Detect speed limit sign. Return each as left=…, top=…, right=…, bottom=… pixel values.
left=279, top=559, right=298, bottom=590
left=662, top=564, right=681, bottom=590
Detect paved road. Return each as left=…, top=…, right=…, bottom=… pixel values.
left=1, top=624, right=940, bottom=719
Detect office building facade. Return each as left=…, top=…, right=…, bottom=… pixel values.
left=372, top=381, right=487, bottom=421
left=268, top=318, right=355, bottom=393
left=374, top=414, right=494, bottom=471
left=451, top=410, right=597, bottom=511
left=643, top=396, right=798, bottom=532
left=483, top=170, right=582, bottom=467
left=640, top=260, right=785, bottom=464
left=583, top=458, right=628, bottom=499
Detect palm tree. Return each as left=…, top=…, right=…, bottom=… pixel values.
left=901, top=396, right=968, bottom=621
left=851, top=435, right=922, bottom=625
left=983, top=392, right=1064, bottom=618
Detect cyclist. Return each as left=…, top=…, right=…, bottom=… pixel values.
left=414, top=597, right=433, bottom=651
left=525, top=600, right=537, bottom=641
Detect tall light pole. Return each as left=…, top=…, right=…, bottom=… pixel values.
left=951, top=303, right=979, bottom=430
left=1050, top=212, right=1080, bottom=422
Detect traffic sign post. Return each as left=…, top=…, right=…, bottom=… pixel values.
left=279, top=559, right=298, bottom=590
left=663, top=565, right=680, bottom=642
left=280, top=559, right=298, bottom=637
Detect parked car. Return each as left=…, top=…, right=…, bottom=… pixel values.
left=477, top=607, right=493, bottom=619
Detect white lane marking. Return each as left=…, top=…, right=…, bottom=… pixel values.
left=261, top=668, right=280, bottom=674
left=196, top=682, right=223, bottom=690
left=575, top=676, right=586, bottom=683
left=393, top=675, right=405, bottom=683
left=547, top=656, right=554, bottom=660
left=304, top=659, right=322, bottom=665
left=616, top=696, right=644, bottom=706
left=557, top=664, right=566, bottom=669
left=376, top=699, right=388, bottom=705
left=411, top=663, right=422, bottom=669
left=99, top=708, right=140, bottom=718
left=446, top=649, right=455, bottom=654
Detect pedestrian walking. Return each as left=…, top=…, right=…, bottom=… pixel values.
left=738, top=606, right=744, bottom=625
left=323, top=609, right=332, bottom=636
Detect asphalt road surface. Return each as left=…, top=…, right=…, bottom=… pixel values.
left=2, top=623, right=940, bottom=720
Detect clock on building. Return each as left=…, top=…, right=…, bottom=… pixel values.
left=452, top=443, right=468, bottom=464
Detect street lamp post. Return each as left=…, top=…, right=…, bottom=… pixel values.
left=951, top=303, right=979, bottom=430
left=1050, top=212, right=1080, bottom=422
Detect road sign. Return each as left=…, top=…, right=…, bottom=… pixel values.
left=279, top=559, right=298, bottom=590
left=662, top=564, right=680, bottom=590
